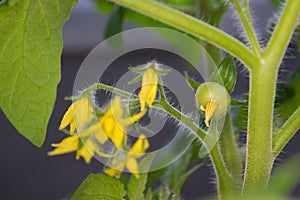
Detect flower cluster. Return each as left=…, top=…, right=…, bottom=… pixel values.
left=48, top=62, right=161, bottom=178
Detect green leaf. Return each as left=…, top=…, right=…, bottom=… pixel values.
left=172, top=163, right=203, bottom=195
left=128, top=152, right=156, bottom=200
left=93, top=0, right=114, bottom=13
left=164, top=145, right=192, bottom=190
left=71, top=174, right=126, bottom=200
left=145, top=188, right=153, bottom=200
left=162, top=135, right=204, bottom=196
left=268, top=154, right=300, bottom=196
left=0, top=0, right=77, bottom=147
left=209, top=56, right=237, bottom=93
left=104, top=5, right=124, bottom=39
left=269, top=0, right=284, bottom=8
left=276, top=65, right=300, bottom=121
left=184, top=71, right=200, bottom=90
left=233, top=154, right=300, bottom=200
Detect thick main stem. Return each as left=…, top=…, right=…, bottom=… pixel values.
left=243, top=66, right=278, bottom=192
left=243, top=0, right=300, bottom=192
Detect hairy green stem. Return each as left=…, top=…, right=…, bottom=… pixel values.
left=273, top=107, right=300, bottom=157
left=87, top=83, right=138, bottom=99
left=243, top=0, right=300, bottom=192
left=263, top=0, right=300, bottom=63
left=219, top=113, right=242, bottom=184
left=154, top=99, right=236, bottom=198
left=106, top=0, right=258, bottom=69
left=243, top=66, right=278, bottom=192
left=232, top=0, right=261, bottom=56
left=142, top=83, right=236, bottom=197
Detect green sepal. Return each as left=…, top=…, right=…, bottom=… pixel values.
left=128, top=74, right=143, bottom=85
left=155, top=68, right=171, bottom=74
left=184, top=71, right=200, bottom=91
left=128, top=66, right=148, bottom=73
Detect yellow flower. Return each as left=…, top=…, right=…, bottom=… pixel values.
left=139, top=67, right=158, bottom=111
left=59, top=97, right=94, bottom=133
left=200, top=100, right=218, bottom=127
left=99, top=96, right=146, bottom=147
left=196, top=82, right=231, bottom=127
left=76, top=138, right=111, bottom=163
left=104, top=134, right=149, bottom=179
left=48, top=135, right=110, bottom=164
left=48, top=135, right=78, bottom=155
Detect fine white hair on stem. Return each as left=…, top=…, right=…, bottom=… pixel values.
left=264, top=0, right=299, bottom=59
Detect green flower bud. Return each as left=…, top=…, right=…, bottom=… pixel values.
left=195, top=82, right=231, bottom=127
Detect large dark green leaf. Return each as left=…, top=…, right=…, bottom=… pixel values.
left=0, top=0, right=77, bottom=147
left=71, top=174, right=126, bottom=200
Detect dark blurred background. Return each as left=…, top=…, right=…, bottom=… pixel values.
left=0, top=0, right=300, bottom=199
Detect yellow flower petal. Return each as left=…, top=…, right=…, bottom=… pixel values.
left=76, top=147, right=93, bottom=164
left=121, top=109, right=147, bottom=126
left=69, top=121, right=76, bottom=134
left=104, top=160, right=127, bottom=178
left=73, top=98, right=94, bottom=131
left=110, top=125, right=126, bottom=148
left=48, top=135, right=79, bottom=156
left=201, top=100, right=218, bottom=127
left=139, top=68, right=158, bottom=111
left=99, top=97, right=127, bottom=147
left=104, top=167, right=122, bottom=178
left=75, top=138, right=95, bottom=164
left=59, top=97, right=95, bottom=133
left=59, top=105, right=74, bottom=130
left=79, top=123, right=108, bottom=144
left=126, top=157, right=139, bottom=179
left=102, top=116, right=115, bottom=133
left=130, top=134, right=149, bottom=156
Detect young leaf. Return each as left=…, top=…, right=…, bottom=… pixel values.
left=276, top=65, right=300, bottom=121
left=0, top=0, right=77, bottom=147
left=268, top=154, right=300, bottom=196
left=172, top=163, right=203, bottom=196
left=145, top=188, right=153, bottom=200
left=184, top=71, right=200, bottom=91
left=71, top=174, right=126, bottom=200
left=128, top=152, right=156, bottom=200
left=209, top=56, right=237, bottom=93
left=93, top=0, right=114, bottom=14
left=104, top=5, right=124, bottom=39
